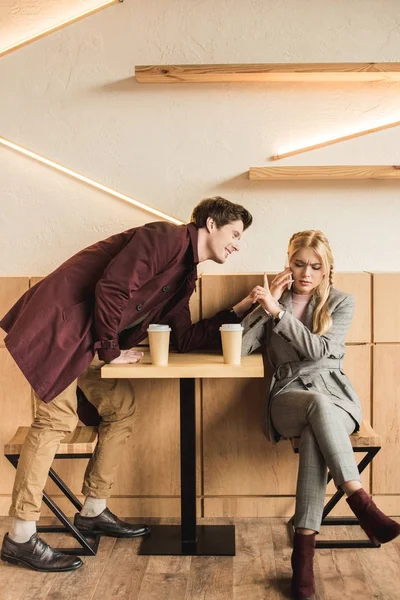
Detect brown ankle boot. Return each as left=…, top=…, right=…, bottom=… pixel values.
left=291, top=532, right=316, bottom=600
left=346, top=489, right=400, bottom=544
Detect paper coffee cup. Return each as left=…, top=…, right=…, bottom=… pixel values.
left=219, top=323, right=243, bottom=365
left=147, top=324, right=171, bottom=366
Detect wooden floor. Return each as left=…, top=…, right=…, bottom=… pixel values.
left=0, top=517, right=399, bottom=600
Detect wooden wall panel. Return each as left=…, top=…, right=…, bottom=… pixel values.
left=203, top=377, right=298, bottom=496
left=343, top=344, right=371, bottom=421
left=326, top=344, right=372, bottom=493
left=201, top=273, right=264, bottom=319
left=45, top=379, right=202, bottom=498
left=372, top=344, right=400, bottom=494
left=0, top=350, right=33, bottom=497
left=201, top=274, right=372, bottom=499
left=333, top=273, right=371, bottom=343
left=0, top=497, right=203, bottom=519
left=0, top=273, right=395, bottom=517
left=372, top=273, right=400, bottom=342
left=202, top=272, right=370, bottom=343
left=202, top=344, right=371, bottom=500
left=203, top=495, right=400, bottom=518
left=0, top=277, right=29, bottom=346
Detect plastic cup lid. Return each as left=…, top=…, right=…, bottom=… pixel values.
left=219, top=323, right=243, bottom=331
left=147, top=324, right=171, bottom=332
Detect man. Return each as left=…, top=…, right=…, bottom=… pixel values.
left=0, top=196, right=253, bottom=572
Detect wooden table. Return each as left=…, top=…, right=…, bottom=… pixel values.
left=102, top=351, right=264, bottom=556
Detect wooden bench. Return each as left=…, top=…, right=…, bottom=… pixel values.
left=288, top=421, right=382, bottom=549
left=4, top=426, right=99, bottom=556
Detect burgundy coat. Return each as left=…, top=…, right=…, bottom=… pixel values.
left=1, top=222, right=238, bottom=404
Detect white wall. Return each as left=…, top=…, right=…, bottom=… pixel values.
left=1, top=0, right=400, bottom=276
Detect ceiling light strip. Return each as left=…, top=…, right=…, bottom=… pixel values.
left=271, top=119, right=400, bottom=161
left=0, top=136, right=183, bottom=225
left=0, top=0, right=121, bottom=58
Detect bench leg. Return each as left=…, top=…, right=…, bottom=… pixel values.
left=288, top=447, right=381, bottom=549
left=6, top=455, right=100, bottom=556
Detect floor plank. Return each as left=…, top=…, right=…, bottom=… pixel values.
left=0, top=517, right=398, bottom=599
left=184, top=556, right=233, bottom=600
left=92, top=536, right=148, bottom=600
left=271, top=518, right=311, bottom=600
left=315, top=526, right=374, bottom=600
left=233, top=518, right=280, bottom=600
left=348, top=524, right=400, bottom=600
left=136, top=536, right=192, bottom=600
left=0, top=518, right=63, bottom=600
left=391, top=517, right=400, bottom=560
left=43, top=534, right=116, bottom=600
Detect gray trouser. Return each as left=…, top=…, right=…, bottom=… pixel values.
left=271, top=386, right=360, bottom=532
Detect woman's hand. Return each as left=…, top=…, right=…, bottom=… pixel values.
left=110, top=349, right=144, bottom=364
left=269, top=267, right=293, bottom=301
left=252, top=273, right=281, bottom=317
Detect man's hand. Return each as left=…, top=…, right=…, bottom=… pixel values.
left=110, top=349, right=144, bottom=364
left=232, top=288, right=258, bottom=318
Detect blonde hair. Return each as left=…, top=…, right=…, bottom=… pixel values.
left=288, top=230, right=334, bottom=336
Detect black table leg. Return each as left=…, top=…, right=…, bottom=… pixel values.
left=180, top=378, right=197, bottom=548
left=139, top=377, right=235, bottom=556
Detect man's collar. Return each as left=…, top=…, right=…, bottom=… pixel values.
left=187, top=223, right=199, bottom=264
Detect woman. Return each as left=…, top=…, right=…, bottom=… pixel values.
left=241, top=230, right=400, bottom=600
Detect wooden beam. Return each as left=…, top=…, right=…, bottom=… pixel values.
left=272, top=120, right=400, bottom=161
left=0, top=0, right=121, bottom=58
left=135, top=63, right=400, bottom=83
left=249, top=166, right=400, bottom=180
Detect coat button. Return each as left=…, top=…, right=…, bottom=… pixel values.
left=136, top=304, right=143, bottom=311
left=162, top=286, right=169, bottom=292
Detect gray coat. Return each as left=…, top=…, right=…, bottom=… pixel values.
left=241, top=287, right=362, bottom=443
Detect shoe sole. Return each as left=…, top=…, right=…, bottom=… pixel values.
left=74, top=527, right=151, bottom=538
left=1, top=551, right=83, bottom=572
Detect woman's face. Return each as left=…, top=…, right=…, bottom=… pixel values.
left=289, top=248, right=325, bottom=295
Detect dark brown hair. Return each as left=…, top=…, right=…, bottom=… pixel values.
left=190, top=196, right=253, bottom=231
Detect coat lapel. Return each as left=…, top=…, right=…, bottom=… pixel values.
left=279, top=289, right=292, bottom=313
left=302, top=294, right=316, bottom=330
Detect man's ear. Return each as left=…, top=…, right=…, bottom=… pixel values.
left=206, top=217, right=214, bottom=233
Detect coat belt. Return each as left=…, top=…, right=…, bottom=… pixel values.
left=274, top=357, right=342, bottom=381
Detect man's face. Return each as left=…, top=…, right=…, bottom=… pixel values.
left=207, top=219, right=244, bottom=264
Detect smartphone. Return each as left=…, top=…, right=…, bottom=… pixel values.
left=285, top=258, right=293, bottom=290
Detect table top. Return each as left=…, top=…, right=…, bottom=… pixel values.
left=101, top=351, right=264, bottom=379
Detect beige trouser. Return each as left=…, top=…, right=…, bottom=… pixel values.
left=10, top=356, right=136, bottom=521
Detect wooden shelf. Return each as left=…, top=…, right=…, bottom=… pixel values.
left=135, top=63, right=400, bottom=83
left=249, top=166, right=400, bottom=180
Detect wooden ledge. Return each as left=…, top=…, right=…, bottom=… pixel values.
left=291, top=421, right=381, bottom=452
left=249, top=166, right=400, bottom=181
left=135, top=63, right=400, bottom=83
left=4, top=426, right=98, bottom=456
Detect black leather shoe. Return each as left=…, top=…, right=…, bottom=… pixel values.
left=74, top=508, right=151, bottom=538
left=1, top=533, right=83, bottom=572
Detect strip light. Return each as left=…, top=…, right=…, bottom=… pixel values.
left=0, top=0, right=120, bottom=58
left=271, top=119, right=400, bottom=161
left=0, top=136, right=184, bottom=225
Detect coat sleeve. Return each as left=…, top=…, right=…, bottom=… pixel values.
left=168, top=301, right=240, bottom=353
left=273, top=294, right=355, bottom=360
left=241, top=305, right=271, bottom=355
left=94, top=227, right=175, bottom=362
